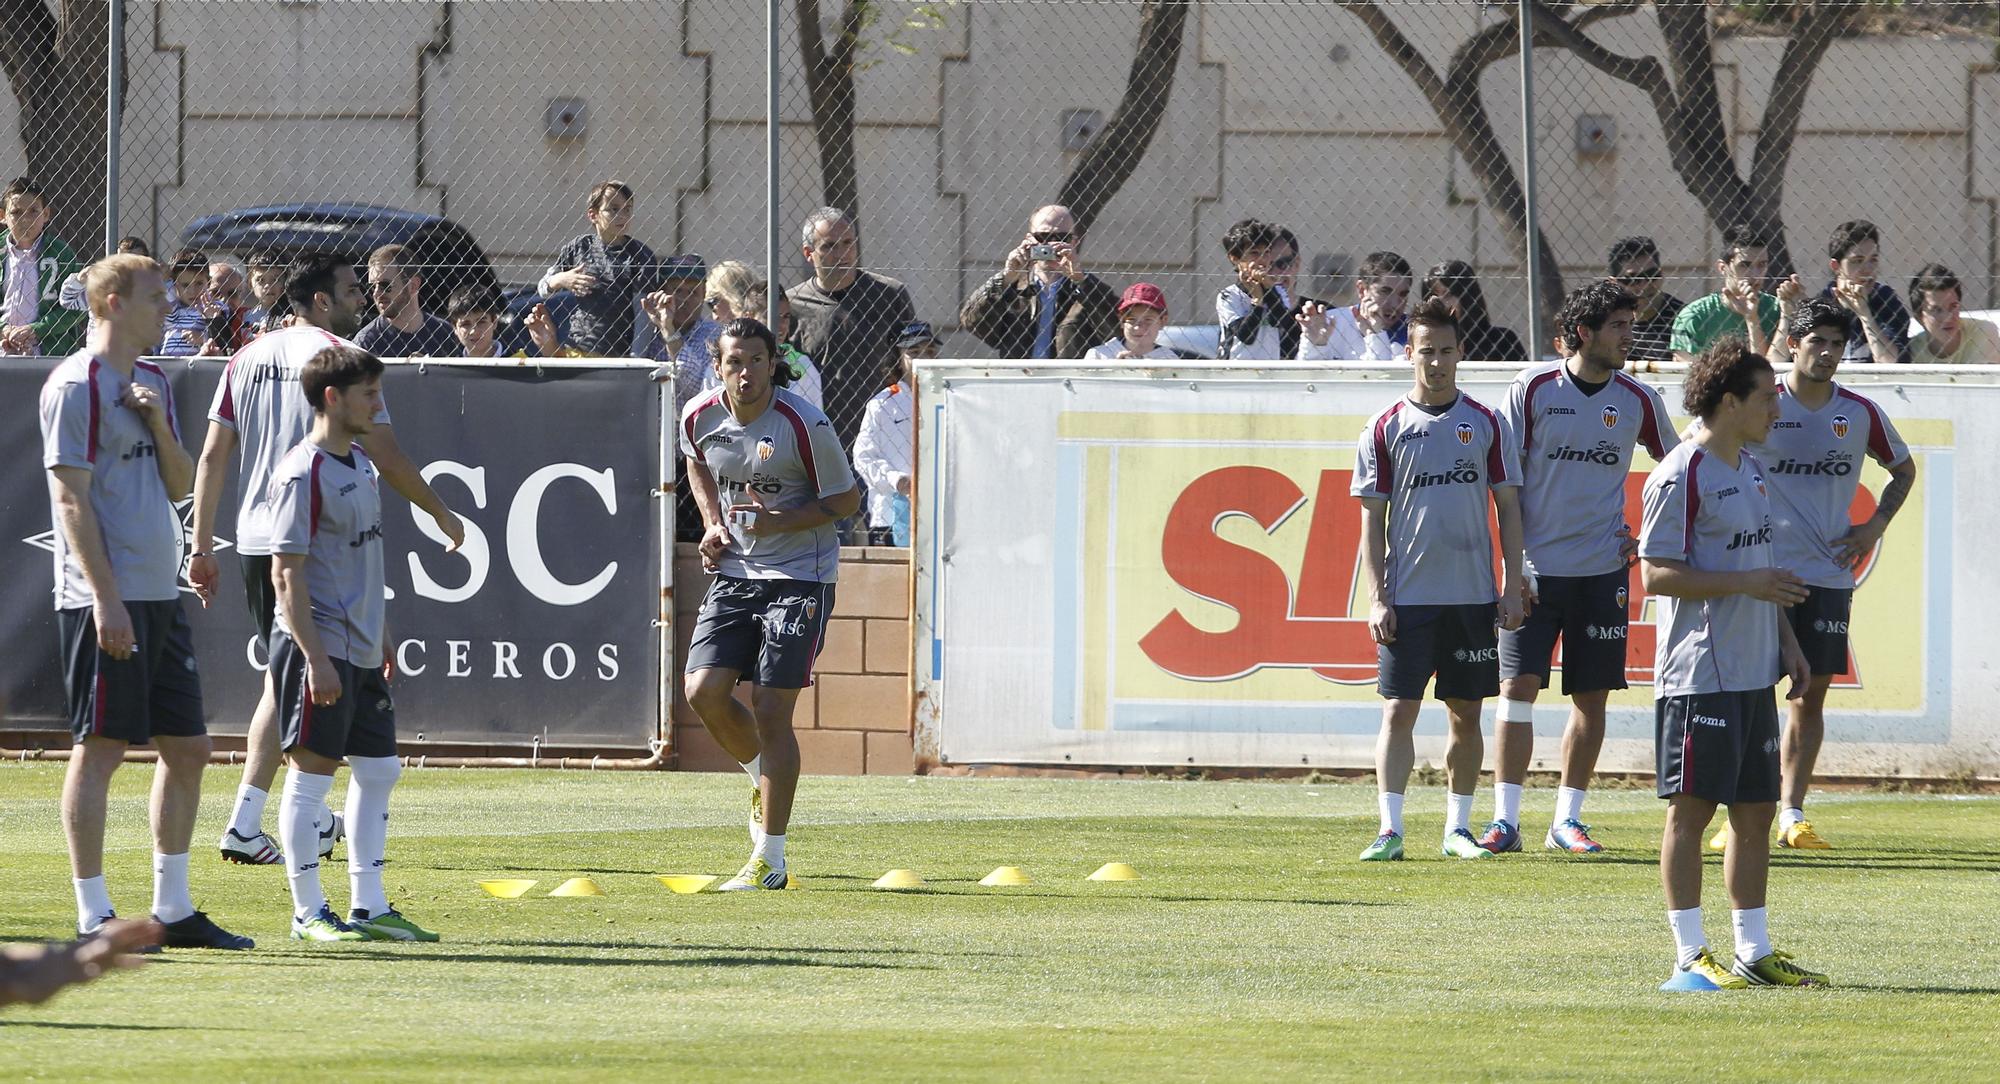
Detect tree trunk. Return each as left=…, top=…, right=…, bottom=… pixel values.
left=0, top=0, right=114, bottom=256
left=796, top=0, right=865, bottom=217
left=1055, top=0, right=1189, bottom=238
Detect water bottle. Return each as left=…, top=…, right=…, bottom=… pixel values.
left=891, top=494, right=911, bottom=547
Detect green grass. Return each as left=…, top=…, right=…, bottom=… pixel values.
left=3, top=765, right=1997, bottom=1081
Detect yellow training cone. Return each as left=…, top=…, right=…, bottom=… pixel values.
left=549, top=877, right=605, bottom=897
left=1087, top=862, right=1141, bottom=882
left=477, top=879, right=538, bottom=898
left=979, top=866, right=1031, bottom=887
left=656, top=874, right=717, bottom=895
left=872, top=869, right=926, bottom=890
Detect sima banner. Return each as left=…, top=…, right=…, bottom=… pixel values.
left=918, top=367, right=1989, bottom=776
left=0, top=358, right=662, bottom=750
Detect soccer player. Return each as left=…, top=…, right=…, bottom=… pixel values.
left=1353, top=298, right=1526, bottom=862
left=681, top=318, right=860, bottom=891
left=267, top=345, right=436, bottom=942
left=39, top=254, right=250, bottom=949
left=1487, top=281, right=1677, bottom=854
left=1720, top=297, right=1912, bottom=851
left=1639, top=337, right=1825, bottom=989
left=189, top=255, right=463, bottom=866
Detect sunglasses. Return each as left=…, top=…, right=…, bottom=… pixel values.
left=1031, top=231, right=1072, bottom=244
left=1615, top=267, right=1661, bottom=284
left=1270, top=254, right=1297, bottom=272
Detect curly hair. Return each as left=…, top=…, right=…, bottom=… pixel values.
left=1681, top=337, right=1771, bottom=419
left=1555, top=278, right=1637, bottom=350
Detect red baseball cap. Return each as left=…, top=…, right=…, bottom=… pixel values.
left=1118, top=282, right=1168, bottom=315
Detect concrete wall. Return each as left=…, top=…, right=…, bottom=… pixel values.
left=672, top=545, right=913, bottom=776
left=11, top=1, right=1978, bottom=350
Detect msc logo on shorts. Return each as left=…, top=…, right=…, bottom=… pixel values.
left=1692, top=713, right=1728, bottom=729
left=1452, top=647, right=1499, bottom=663
left=1584, top=624, right=1627, bottom=641
left=1813, top=618, right=1850, bottom=634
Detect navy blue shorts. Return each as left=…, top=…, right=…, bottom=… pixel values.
left=271, top=630, right=398, bottom=761
left=1785, top=585, right=1852, bottom=678
left=1499, top=570, right=1632, bottom=695
left=685, top=576, right=835, bottom=689
left=1376, top=603, right=1499, bottom=702
left=58, top=600, right=206, bottom=745
left=1655, top=690, right=1781, bottom=805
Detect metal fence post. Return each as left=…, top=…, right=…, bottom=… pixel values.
left=767, top=0, right=782, bottom=328
left=104, top=0, right=123, bottom=254
left=1516, top=0, right=1542, bottom=357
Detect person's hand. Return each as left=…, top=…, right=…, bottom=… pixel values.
left=188, top=553, right=220, bottom=608
left=1744, top=567, right=1810, bottom=606
left=1722, top=279, right=1759, bottom=319
left=1774, top=274, right=1806, bottom=305
left=1498, top=589, right=1526, bottom=632
left=431, top=508, right=465, bottom=553
left=306, top=653, right=342, bottom=706
left=1354, top=295, right=1385, bottom=335
left=1833, top=517, right=1886, bottom=571
left=121, top=383, right=168, bottom=432
left=893, top=473, right=913, bottom=498
left=698, top=522, right=730, bottom=572
left=525, top=303, right=559, bottom=356
left=1236, top=259, right=1270, bottom=299
left=1004, top=237, right=1034, bottom=280
left=641, top=290, right=679, bottom=338
left=1297, top=300, right=1334, bottom=346
left=556, top=264, right=599, bottom=296
left=1520, top=575, right=1539, bottom=615
left=1053, top=242, right=1082, bottom=282
left=2, top=918, right=161, bottom=1006
left=1368, top=601, right=1396, bottom=645
left=1617, top=522, right=1639, bottom=567
left=1834, top=277, right=1871, bottom=316
left=727, top=488, right=776, bottom=537
left=1781, top=635, right=1811, bottom=701
left=93, top=597, right=135, bottom=660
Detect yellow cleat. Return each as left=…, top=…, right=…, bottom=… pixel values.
left=1778, top=821, right=1832, bottom=850
left=1733, top=949, right=1829, bottom=987
left=1707, top=826, right=1729, bottom=852
left=1677, top=948, right=1750, bottom=990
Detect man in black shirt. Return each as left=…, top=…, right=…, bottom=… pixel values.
left=786, top=207, right=918, bottom=446
left=1609, top=236, right=1685, bottom=365
left=355, top=244, right=462, bottom=358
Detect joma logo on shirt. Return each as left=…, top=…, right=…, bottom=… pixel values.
left=1770, top=456, right=1854, bottom=477
left=1726, top=524, right=1772, bottom=550
left=244, top=362, right=292, bottom=385
left=120, top=441, right=156, bottom=462
left=1408, top=459, right=1480, bottom=489
left=1395, top=429, right=1430, bottom=445
left=351, top=524, right=383, bottom=548
left=1543, top=406, right=1577, bottom=416
left=1544, top=441, right=1621, bottom=466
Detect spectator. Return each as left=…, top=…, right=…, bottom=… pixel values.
left=1420, top=259, right=1526, bottom=362
left=1, top=176, right=84, bottom=355
left=1670, top=225, right=1786, bottom=364
left=788, top=206, right=918, bottom=447
left=1818, top=219, right=1911, bottom=364
left=356, top=244, right=462, bottom=357
left=959, top=203, right=1118, bottom=361
left=446, top=285, right=573, bottom=359
left=539, top=179, right=660, bottom=354
left=202, top=258, right=256, bottom=353
left=1298, top=250, right=1413, bottom=361
left=736, top=280, right=823, bottom=408
left=636, top=254, right=723, bottom=409
left=158, top=248, right=211, bottom=357
left=704, top=259, right=761, bottom=323
left=241, top=249, right=287, bottom=335
left=1271, top=226, right=1302, bottom=301
left=1215, top=218, right=1293, bottom=360
left=853, top=322, right=934, bottom=546
left=1608, top=236, right=1685, bottom=363
left=1907, top=264, right=2000, bottom=364
left=59, top=236, right=151, bottom=342
left=1085, top=283, right=1184, bottom=361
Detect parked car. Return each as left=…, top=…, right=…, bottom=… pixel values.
left=180, top=202, right=500, bottom=320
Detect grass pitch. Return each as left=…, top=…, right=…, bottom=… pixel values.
left=3, top=764, right=1997, bottom=1081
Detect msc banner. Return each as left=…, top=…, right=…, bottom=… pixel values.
left=0, top=358, right=663, bottom=750
left=915, top=363, right=1998, bottom=778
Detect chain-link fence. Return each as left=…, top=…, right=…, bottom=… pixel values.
left=4, top=1, right=1995, bottom=420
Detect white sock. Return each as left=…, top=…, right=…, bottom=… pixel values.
left=227, top=783, right=270, bottom=838
left=1668, top=907, right=1706, bottom=969
left=1445, top=791, right=1475, bottom=835
left=741, top=754, right=765, bottom=847
left=1554, top=786, right=1586, bottom=826
left=1378, top=791, right=1405, bottom=836
left=346, top=756, right=401, bottom=917
left=1494, top=782, right=1523, bottom=828
left=1732, top=907, right=1772, bottom=965
left=74, top=875, right=114, bottom=932
left=151, top=852, right=194, bottom=924
left=755, top=832, right=786, bottom=868
left=280, top=769, right=334, bottom=920
left=1779, top=806, right=1805, bottom=831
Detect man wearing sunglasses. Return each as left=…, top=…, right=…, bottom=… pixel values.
left=959, top=204, right=1118, bottom=361
left=1608, top=236, right=1686, bottom=365
left=355, top=245, right=462, bottom=359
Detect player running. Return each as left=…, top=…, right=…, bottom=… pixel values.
left=1354, top=298, right=1527, bottom=862
left=189, top=255, right=462, bottom=867
left=40, top=254, right=251, bottom=949
left=681, top=318, right=860, bottom=891
left=1487, top=281, right=1676, bottom=854
left=268, top=346, right=437, bottom=942
left=1640, top=337, right=1826, bottom=989
left=1709, top=297, right=1913, bottom=852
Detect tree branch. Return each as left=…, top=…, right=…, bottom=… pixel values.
left=1334, top=1, right=1446, bottom=108
left=1749, top=2, right=1848, bottom=195
left=1055, top=0, right=1190, bottom=236
left=0, top=0, right=61, bottom=106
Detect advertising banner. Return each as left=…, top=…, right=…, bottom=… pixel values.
left=916, top=363, right=1996, bottom=777
left=1, top=358, right=663, bottom=750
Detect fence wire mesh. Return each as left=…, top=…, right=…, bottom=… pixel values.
left=2, top=0, right=1995, bottom=407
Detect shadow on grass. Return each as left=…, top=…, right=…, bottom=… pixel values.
left=260, top=947, right=936, bottom=970
left=0, top=1020, right=209, bottom=1031
left=484, top=939, right=1020, bottom=958
left=1839, top=983, right=2000, bottom=996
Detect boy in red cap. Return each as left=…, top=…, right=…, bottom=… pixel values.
left=1086, top=283, right=1182, bottom=361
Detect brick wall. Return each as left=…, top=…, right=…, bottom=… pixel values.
left=671, top=545, right=914, bottom=775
